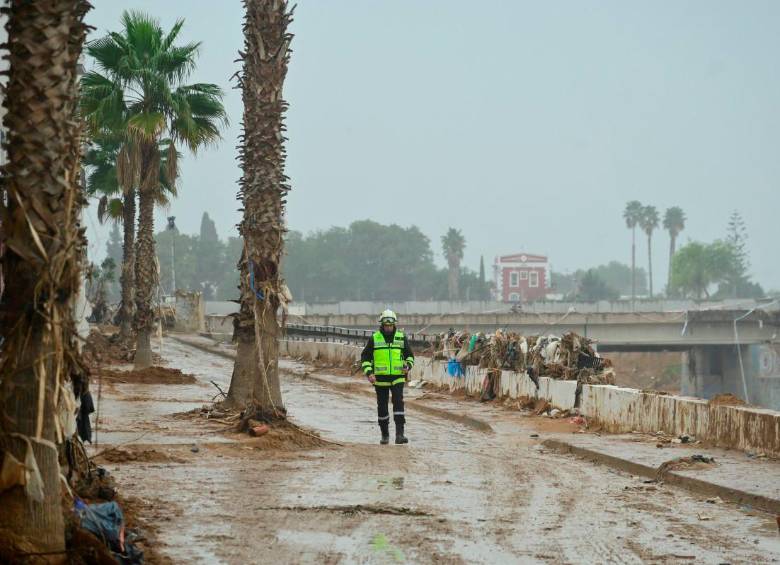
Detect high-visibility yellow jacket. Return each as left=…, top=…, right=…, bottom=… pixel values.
left=361, top=329, right=414, bottom=387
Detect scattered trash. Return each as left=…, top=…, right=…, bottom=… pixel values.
left=679, top=434, right=692, bottom=444
left=549, top=408, right=561, bottom=418
left=697, top=513, right=712, bottom=521
left=705, top=497, right=723, bottom=504
left=73, top=498, right=144, bottom=563
left=434, top=330, right=615, bottom=384
left=530, top=434, right=539, bottom=438
left=657, top=455, right=716, bottom=478
left=190, top=444, right=200, bottom=453
left=250, top=424, right=270, bottom=437
left=446, top=358, right=464, bottom=378
left=371, top=533, right=405, bottom=563
left=569, top=416, right=587, bottom=426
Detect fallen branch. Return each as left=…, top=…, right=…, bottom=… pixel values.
left=210, top=380, right=228, bottom=399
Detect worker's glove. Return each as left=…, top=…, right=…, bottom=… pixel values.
left=365, top=373, right=376, bottom=384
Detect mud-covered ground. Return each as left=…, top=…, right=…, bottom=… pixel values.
left=89, top=337, right=780, bottom=564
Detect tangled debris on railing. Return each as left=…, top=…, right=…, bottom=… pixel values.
left=432, top=329, right=615, bottom=386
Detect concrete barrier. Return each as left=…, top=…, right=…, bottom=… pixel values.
left=283, top=339, right=780, bottom=457
left=580, top=385, right=780, bottom=456
left=280, top=339, right=361, bottom=364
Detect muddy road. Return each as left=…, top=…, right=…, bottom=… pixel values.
left=91, top=338, right=780, bottom=564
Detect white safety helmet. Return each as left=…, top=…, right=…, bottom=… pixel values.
left=378, top=309, right=397, bottom=324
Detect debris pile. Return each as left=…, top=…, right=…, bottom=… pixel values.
left=433, top=330, right=615, bottom=385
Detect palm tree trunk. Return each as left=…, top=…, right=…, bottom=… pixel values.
left=118, top=188, right=136, bottom=339
left=230, top=0, right=293, bottom=419
left=0, top=0, right=89, bottom=553
left=226, top=252, right=256, bottom=408
left=647, top=233, right=654, bottom=298
left=448, top=260, right=460, bottom=301
left=134, top=147, right=159, bottom=368
left=631, top=227, right=636, bottom=306
left=667, top=233, right=676, bottom=295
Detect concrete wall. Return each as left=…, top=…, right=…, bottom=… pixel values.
left=282, top=339, right=780, bottom=457
left=174, top=290, right=205, bottom=333
left=205, top=314, right=233, bottom=335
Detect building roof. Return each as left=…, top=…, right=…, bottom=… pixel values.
left=497, top=253, right=548, bottom=264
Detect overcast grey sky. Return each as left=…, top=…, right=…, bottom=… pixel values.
left=84, top=1, right=780, bottom=291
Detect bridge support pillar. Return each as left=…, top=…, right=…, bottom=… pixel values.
left=683, top=344, right=780, bottom=410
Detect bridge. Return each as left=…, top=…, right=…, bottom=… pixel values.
left=289, top=310, right=780, bottom=351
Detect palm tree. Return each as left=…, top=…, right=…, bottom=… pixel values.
left=639, top=205, right=660, bottom=298
left=623, top=200, right=643, bottom=306
left=84, top=134, right=135, bottom=337
left=441, top=228, right=466, bottom=301
left=663, top=206, right=686, bottom=294
left=225, top=0, right=293, bottom=419
left=0, top=0, right=90, bottom=552
left=81, top=11, right=227, bottom=368
left=84, top=135, right=179, bottom=337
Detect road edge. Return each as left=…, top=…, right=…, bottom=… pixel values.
left=542, top=438, right=780, bottom=515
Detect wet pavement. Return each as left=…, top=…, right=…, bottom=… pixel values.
left=91, top=337, right=780, bottom=564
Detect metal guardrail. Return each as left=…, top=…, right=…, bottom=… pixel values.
left=284, top=323, right=436, bottom=347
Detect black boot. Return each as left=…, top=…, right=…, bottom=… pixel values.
left=395, top=424, right=408, bottom=444
left=379, top=422, right=390, bottom=445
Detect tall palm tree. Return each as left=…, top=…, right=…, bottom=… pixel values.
left=225, top=0, right=293, bottom=418
left=84, top=135, right=179, bottom=337
left=623, top=200, right=643, bottom=306
left=663, top=206, right=686, bottom=294
left=639, top=205, right=660, bottom=298
left=81, top=11, right=227, bottom=368
left=441, top=228, right=466, bottom=301
left=0, top=0, right=90, bottom=552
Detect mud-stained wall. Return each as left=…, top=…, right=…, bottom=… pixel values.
left=282, top=339, right=780, bottom=457
left=175, top=290, right=205, bottom=333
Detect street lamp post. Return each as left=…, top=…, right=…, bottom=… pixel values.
left=167, top=216, right=176, bottom=294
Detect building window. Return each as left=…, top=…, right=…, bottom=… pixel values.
left=509, top=271, right=519, bottom=287
left=529, top=271, right=539, bottom=288
left=519, top=270, right=528, bottom=280
left=509, top=293, right=520, bottom=302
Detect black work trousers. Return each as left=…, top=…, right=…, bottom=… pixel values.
left=375, top=382, right=405, bottom=433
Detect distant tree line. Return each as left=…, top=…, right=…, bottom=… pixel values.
left=552, top=261, right=648, bottom=302
left=96, top=207, right=764, bottom=305
left=101, top=217, right=492, bottom=303
left=617, top=203, right=762, bottom=301
left=285, top=221, right=490, bottom=302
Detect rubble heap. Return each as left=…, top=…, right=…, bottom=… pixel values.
left=433, top=330, right=615, bottom=385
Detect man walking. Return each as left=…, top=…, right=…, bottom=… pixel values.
left=361, top=309, right=414, bottom=444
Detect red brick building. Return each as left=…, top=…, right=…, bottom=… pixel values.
left=493, top=253, right=548, bottom=303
